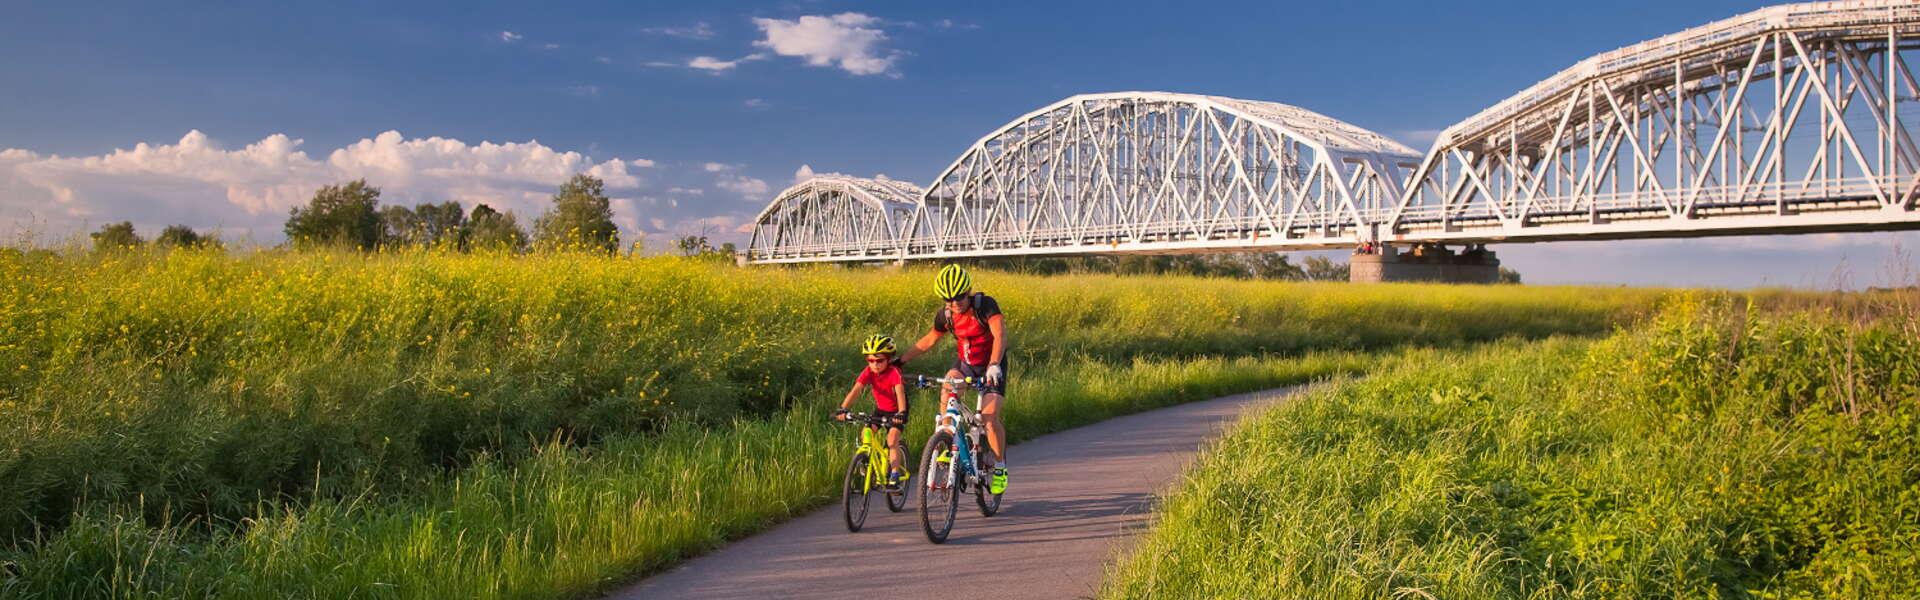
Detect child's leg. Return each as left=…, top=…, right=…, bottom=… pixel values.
left=887, top=426, right=905, bottom=473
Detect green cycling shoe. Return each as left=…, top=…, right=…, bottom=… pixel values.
left=989, top=466, right=1008, bottom=494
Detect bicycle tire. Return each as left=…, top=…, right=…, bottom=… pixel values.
left=843, top=452, right=872, bottom=532
left=919, top=432, right=960, bottom=543
left=975, top=445, right=1002, bottom=516
left=885, top=460, right=909, bottom=513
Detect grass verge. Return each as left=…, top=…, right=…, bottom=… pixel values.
left=1102, top=293, right=1920, bottom=598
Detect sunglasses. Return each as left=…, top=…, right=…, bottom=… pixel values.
left=866, top=356, right=890, bottom=363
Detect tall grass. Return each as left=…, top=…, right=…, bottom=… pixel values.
left=0, top=248, right=1656, bottom=597
left=1103, top=292, right=1920, bottom=598
left=0, top=249, right=1651, bottom=541
left=0, top=353, right=1368, bottom=598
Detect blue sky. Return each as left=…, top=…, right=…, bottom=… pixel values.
left=2, top=0, right=1914, bottom=287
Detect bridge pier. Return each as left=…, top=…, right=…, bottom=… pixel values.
left=1349, top=243, right=1500, bottom=284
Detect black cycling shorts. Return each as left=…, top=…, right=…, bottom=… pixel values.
left=950, top=358, right=1009, bottom=396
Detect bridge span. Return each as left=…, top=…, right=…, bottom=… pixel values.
left=745, top=1, right=1920, bottom=281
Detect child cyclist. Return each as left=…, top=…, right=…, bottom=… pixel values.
left=836, top=334, right=911, bottom=488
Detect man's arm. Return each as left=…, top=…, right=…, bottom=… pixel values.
left=897, top=328, right=942, bottom=364
left=987, top=314, right=1006, bottom=366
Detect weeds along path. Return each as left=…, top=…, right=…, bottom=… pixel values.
left=1102, top=294, right=1920, bottom=598
left=615, top=386, right=1304, bottom=600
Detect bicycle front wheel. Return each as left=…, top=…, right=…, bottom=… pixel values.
left=843, top=452, right=872, bottom=532
left=919, top=432, right=960, bottom=543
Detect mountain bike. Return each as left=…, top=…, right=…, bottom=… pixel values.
left=833, top=411, right=909, bottom=532
left=912, top=375, right=1003, bottom=544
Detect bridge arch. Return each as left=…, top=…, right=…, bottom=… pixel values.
left=1392, top=1, right=1920, bottom=242
left=909, top=92, right=1421, bottom=257
left=745, top=175, right=923, bottom=262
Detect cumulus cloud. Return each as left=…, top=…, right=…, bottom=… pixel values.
left=792, top=164, right=815, bottom=183
left=702, top=162, right=733, bottom=172
left=686, top=54, right=766, bottom=72
left=499, top=31, right=523, bottom=43
left=715, top=174, right=769, bottom=199
left=0, top=130, right=650, bottom=242
left=642, top=22, right=717, bottom=40
left=751, top=13, right=902, bottom=77
left=630, top=158, right=656, bottom=168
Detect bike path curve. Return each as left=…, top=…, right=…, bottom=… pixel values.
left=610, top=386, right=1300, bottom=600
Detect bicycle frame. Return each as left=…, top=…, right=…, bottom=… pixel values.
left=930, top=385, right=988, bottom=492
left=852, top=422, right=893, bottom=494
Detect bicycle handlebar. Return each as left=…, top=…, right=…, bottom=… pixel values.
left=912, top=374, right=978, bottom=389
left=832, top=411, right=902, bottom=427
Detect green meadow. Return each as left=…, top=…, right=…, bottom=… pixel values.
left=0, top=248, right=1654, bottom=598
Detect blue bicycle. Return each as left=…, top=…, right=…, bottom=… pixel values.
left=913, top=375, right=1003, bottom=543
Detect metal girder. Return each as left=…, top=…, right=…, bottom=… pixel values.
left=1390, top=0, right=1920, bottom=244
left=745, top=2, right=1920, bottom=266
left=745, top=175, right=922, bottom=262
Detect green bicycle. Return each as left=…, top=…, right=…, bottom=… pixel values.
left=834, top=411, right=909, bottom=532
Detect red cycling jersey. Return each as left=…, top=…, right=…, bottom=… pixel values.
left=855, top=365, right=905, bottom=412
left=933, top=293, right=1003, bottom=367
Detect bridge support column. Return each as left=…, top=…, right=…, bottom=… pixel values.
left=1349, top=243, right=1500, bottom=284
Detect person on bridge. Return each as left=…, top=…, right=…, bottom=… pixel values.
left=894, top=264, right=1010, bottom=495
left=837, top=334, right=911, bottom=488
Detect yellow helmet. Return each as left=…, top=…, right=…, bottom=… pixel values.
left=860, top=334, right=896, bottom=355
left=933, top=264, right=972, bottom=300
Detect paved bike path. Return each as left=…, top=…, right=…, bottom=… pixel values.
left=611, top=386, right=1299, bottom=600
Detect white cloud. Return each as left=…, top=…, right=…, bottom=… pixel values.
left=752, top=13, right=902, bottom=77
left=702, top=162, right=733, bottom=172
left=744, top=98, right=770, bottom=110
left=631, top=158, right=656, bottom=168
left=499, top=31, right=523, bottom=43
left=686, top=53, right=766, bottom=72
left=0, top=130, right=647, bottom=242
left=543, top=43, right=561, bottom=50
left=642, top=22, right=716, bottom=40
left=715, top=174, right=769, bottom=199
left=567, top=84, right=600, bottom=97
left=793, top=164, right=815, bottom=183
left=596, top=56, right=613, bottom=64
left=668, top=187, right=703, bottom=195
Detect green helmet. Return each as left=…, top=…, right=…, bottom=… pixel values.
left=860, top=334, right=896, bottom=355
left=934, top=264, right=972, bottom=300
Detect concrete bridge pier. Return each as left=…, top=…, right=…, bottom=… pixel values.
left=1349, top=243, right=1499, bottom=284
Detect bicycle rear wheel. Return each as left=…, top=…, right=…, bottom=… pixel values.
left=842, top=452, right=872, bottom=532
left=919, top=432, right=960, bottom=543
left=975, top=446, right=1002, bottom=516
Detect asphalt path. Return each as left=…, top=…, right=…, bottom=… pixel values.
left=612, top=386, right=1299, bottom=600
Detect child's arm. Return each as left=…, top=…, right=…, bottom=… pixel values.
left=838, top=382, right=867, bottom=419
left=891, top=383, right=909, bottom=425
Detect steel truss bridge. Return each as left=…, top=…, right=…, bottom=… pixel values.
left=746, top=1, right=1920, bottom=265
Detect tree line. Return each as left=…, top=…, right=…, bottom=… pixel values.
left=89, top=174, right=656, bottom=255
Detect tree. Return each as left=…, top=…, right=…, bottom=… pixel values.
left=91, top=221, right=141, bottom=251
left=533, top=174, right=619, bottom=253
left=1498, top=267, right=1524, bottom=284
left=1302, top=255, right=1350, bottom=282
left=154, top=225, right=210, bottom=249
left=415, top=201, right=467, bottom=249
left=467, top=203, right=528, bottom=252
left=674, top=234, right=713, bottom=256
left=379, top=205, right=421, bottom=248
left=285, top=179, right=382, bottom=250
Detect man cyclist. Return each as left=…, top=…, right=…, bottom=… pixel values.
left=894, top=264, right=1010, bottom=494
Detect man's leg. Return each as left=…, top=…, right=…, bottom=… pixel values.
left=980, top=392, right=1006, bottom=461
